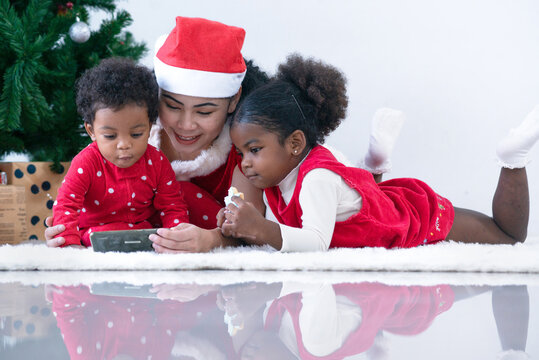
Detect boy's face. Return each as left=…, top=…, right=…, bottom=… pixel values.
left=230, top=122, right=298, bottom=189
left=85, top=104, right=151, bottom=168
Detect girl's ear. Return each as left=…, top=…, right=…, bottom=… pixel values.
left=84, top=122, right=96, bottom=141
left=286, top=130, right=307, bottom=156
left=227, top=87, right=243, bottom=114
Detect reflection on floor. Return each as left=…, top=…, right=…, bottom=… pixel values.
left=0, top=273, right=537, bottom=359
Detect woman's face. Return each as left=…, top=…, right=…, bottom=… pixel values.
left=158, top=90, right=240, bottom=161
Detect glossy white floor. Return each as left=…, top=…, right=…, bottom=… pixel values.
left=0, top=271, right=537, bottom=359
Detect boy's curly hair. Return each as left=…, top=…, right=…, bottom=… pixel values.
left=76, top=57, right=159, bottom=125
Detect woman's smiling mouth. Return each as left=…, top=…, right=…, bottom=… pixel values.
left=174, top=132, right=201, bottom=145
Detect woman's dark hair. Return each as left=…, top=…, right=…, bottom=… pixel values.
left=233, top=53, right=348, bottom=148
left=76, top=57, right=159, bottom=125
left=239, top=58, right=271, bottom=104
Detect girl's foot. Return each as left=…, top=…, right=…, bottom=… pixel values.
left=497, top=105, right=539, bottom=169
left=362, top=108, right=405, bottom=174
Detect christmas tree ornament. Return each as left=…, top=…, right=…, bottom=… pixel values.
left=69, top=17, right=91, bottom=43
left=52, top=34, right=66, bottom=50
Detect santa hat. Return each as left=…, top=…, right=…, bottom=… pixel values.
left=154, top=16, right=247, bottom=98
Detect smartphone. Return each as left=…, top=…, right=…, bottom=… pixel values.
left=90, top=282, right=158, bottom=298
left=90, top=229, right=157, bottom=253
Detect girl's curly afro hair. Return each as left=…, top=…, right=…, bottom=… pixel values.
left=233, top=53, right=348, bottom=148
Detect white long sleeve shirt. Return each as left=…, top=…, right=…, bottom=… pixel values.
left=264, top=151, right=363, bottom=252
left=263, top=282, right=363, bottom=358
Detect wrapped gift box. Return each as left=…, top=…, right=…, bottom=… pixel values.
left=0, top=162, right=70, bottom=241
left=0, top=283, right=58, bottom=340
left=0, top=185, right=27, bottom=244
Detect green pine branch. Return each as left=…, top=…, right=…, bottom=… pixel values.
left=1, top=0, right=148, bottom=170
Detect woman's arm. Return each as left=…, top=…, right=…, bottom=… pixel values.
left=149, top=223, right=244, bottom=253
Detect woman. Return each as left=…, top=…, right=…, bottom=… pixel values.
left=45, top=16, right=400, bottom=253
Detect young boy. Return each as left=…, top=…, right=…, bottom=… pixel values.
left=53, top=58, right=188, bottom=248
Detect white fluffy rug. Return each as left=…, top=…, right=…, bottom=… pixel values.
left=1, top=237, right=538, bottom=274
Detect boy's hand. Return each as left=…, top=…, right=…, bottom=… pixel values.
left=220, top=196, right=264, bottom=240
left=44, top=216, right=66, bottom=247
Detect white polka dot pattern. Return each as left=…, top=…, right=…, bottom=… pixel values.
left=54, top=142, right=189, bottom=245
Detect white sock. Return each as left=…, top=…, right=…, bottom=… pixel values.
left=361, top=108, right=405, bottom=174
left=496, top=105, right=539, bottom=169
left=497, top=350, right=530, bottom=360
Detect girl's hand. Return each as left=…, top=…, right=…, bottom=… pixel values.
left=220, top=196, right=265, bottom=240
left=216, top=207, right=227, bottom=228
left=44, top=216, right=66, bottom=247
left=149, top=223, right=222, bottom=253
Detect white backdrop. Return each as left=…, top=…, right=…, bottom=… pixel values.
left=90, top=0, right=539, bottom=236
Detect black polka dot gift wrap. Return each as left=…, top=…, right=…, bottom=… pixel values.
left=0, top=162, right=70, bottom=241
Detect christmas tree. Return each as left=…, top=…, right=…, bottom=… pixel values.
left=0, top=0, right=147, bottom=171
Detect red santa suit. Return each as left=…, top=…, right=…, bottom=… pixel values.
left=53, top=142, right=188, bottom=247
left=265, top=145, right=454, bottom=249
left=149, top=121, right=241, bottom=229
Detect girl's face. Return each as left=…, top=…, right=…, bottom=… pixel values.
left=158, top=90, right=240, bottom=161
left=85, top=104, right=150, bottom=168
left=230, top=122, right=299, bottom=189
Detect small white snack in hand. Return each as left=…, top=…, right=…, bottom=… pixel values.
left=224, top=186, right=244, bottom=207
left=224, top=312, right=244, bottom=336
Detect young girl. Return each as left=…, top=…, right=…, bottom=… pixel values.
left=52, top=58, right=188, bottom=247
left=219, top=54, right=538, bottom=251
